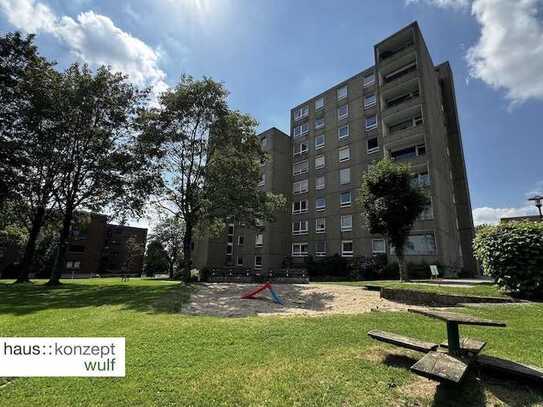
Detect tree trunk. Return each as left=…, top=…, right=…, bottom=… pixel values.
left=168, top=258, right=174, bottom=280
left=398, top=255, right=409, bottom=282
left=181, top=223, right=193, bottom=284
left=15, top=206, right=46, bottom=283
left=47, top=206, right=73, bottom=286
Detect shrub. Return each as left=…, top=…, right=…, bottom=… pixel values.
left=474, top=222, right=543, bottom=298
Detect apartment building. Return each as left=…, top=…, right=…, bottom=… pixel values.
left=195, top=22, right=476, bottom=275
left=290, top=22, right=475, bottom=273
left=193, top=127, right=292, bottom=271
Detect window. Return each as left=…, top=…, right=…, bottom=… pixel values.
left=372, top=239, right=386, bottom=254
left=337, top=85, right=347, bottom=100
left=255, top=256, right=263, bottom=268
left=227, top=224, right=234, bottom=235
left=258, top=173, right=265, bottom=186
left=73, top=261, right=80, bottom=269
left=261, top=137, right=267, bottom=148
left=293, top=160, right=309, bottom=176
left=226, top=245, right=233, bottom=255
left=292, top=220, right=309, bottom=235
left=294, top=105, right=309, bottom=120
left=339, top=168, right=351, bottom=185
left=315, top=240, right=327, bottom=256
left=293, top=141, right=308, bottom=156
left=419, top=200, right=433, bottom=220
left=315, top=97, right=324, bottom=110
left=315, top=197, right=326, bottom=210
left=340, top=191, right=352, bottom=207
left=365, top=115, right=377, bottom=130
left=237, top=256, right=243, bottom=266
left=292, top=242, right=308, bottom=257
left=315, top=155, right=325, bottom=169
left=364, top=94, right=376, bottom=109
left=367, top=137, right=379, bottom=154
left=337, top=104, right=349, bottom=120
left=411, top=171, right=431, bottom=187
left=338, top=146, right=350, bottom=162
left=292, top=199, right=308, bottom=214
left=341, top=240, right=353, bottom=257
left=255, top=233, right=263, bottom=247
left=315, top=134, right=325, bottom=149
left=238, top=235, right=244, bottom=246
left=363, top=72, right=375, bottom=87
left=390, top=144, right=426, bottom=161
left=315, top=118, right=325, bottom=129
left=341, top=215, right=352, bottom=231
left=293, top=122, right=309, bottom=138
left=398, top=233, right=437, bottom=255
left=338, top=125, right=349, bottom=139
left=316, top=176, right=325, bottom=190
left=389, top=114, right=423, bottom=133
left=315, top=217, right=326, bottom=233
left=384, top=61, right=417, bottom=83
left=227, top=235, right=233, bottom=243
left=293, top=179, right=309, bottom=194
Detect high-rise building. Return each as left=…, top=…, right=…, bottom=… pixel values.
left=195, top=22, right=476, bottom=275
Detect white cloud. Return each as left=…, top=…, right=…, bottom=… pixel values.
left=0, top=0, right=168, bottom=98
left=472, top=206, right=538, bottom=225
left=406, top=0, right=470, bottom=9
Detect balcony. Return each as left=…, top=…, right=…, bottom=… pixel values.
left=382, top=94, right=421, bottom=119
left=381, top=65, right=419, bottom=93
left=379, top=41, right=416, bottom=68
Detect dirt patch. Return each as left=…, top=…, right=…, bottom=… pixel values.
left=181, top=283, right=425, bottom=317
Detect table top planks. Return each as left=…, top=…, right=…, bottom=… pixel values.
left=408, top=309, right=506, bottom=327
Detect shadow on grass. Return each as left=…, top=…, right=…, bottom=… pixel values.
left=0, top=281, right=192, bottom=316
left=381, top=352, right=543, bottom=406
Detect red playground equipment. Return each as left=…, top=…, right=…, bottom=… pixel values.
left=240, top=282, right=284, bottom=305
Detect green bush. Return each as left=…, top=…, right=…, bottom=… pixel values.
left=474, top=222, right=543, bottom=298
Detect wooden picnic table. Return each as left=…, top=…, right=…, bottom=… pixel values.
left=408, top=309, right=506, bottom=355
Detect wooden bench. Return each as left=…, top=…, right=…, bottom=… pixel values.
left=368, top=330, right=439, bottom=353
left=430, top=265, right=439, bottom=279
left=440, top=337, right=486, bottom=355
left=477, top=355, right=543, bottom=384
left=411, top=351, right=469, bottom=384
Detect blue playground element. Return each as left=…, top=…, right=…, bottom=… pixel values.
left=269, top=286, right=284, bottom=305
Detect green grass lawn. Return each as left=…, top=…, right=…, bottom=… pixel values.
left=327, top=280, right=511, bottom=298
left=0, top=279, right=542, bottom=406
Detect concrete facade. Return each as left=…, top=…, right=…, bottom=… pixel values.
left=196, top=22, right=476, bottom=275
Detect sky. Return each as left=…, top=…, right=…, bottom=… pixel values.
left=1, top=0, right=542, bottom=228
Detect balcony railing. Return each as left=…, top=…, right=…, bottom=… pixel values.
left=379, top=40, right=415, bottom=62
left=383, top=62, right=417, bottom=84
left=385, top=89, right=420, bottom=109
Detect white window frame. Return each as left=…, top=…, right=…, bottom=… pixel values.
left=292, top=242, right=308, bottom=257
left=254, top=255, right=263, bottom=268
left=315, top=176, right=325, bottom=190
left=293, top=122, right=309, bottom=138
left=238, top=235, right=244, bottom=246
left=293, top=179, right=309, bottom=194
left=367, top=137, right=379, bottom=154
left=340, top=191, right=352, bottom=207
left=255, top=233, right=263, bottom=247
left=364, top=94, right=376, bottom=109
left=372, top=239, right=386, bottom=254
left=294, top=105, right=309, bottom=121
left=338, top=125, right=349, bottom=140
left=292, top=220, right=309, bottom=235
left=315, top=134, right=325, bottom=150
left=365, top=115, right=377, bottom=130
left=341, top=240, right=353, bottom=257
left=258, top=173, right=265, bottom=186
left=337, top=85, right=347, bottom=100
left=315, top=197, right=326, bottom=211
left=315, top=241, right=327, bottom=257
left=261, top=137, right=267, bottom=147
left=315, top=217, right=326, bottom=234
left=237, top=256, right=244, bottom=266
left=293, top=141, right=308, bottom=156
left=315, top=97, right=324, bottom=110
left=340, top=215, right=352, bottom=231
left=315, top=118, right=325, bottom=130
left=292, top=199, right=308, bottom=214
left=363, top=73, right=375, bottom=87
left=315, top=155, right=325, bottom=170
left=338, top=146, right=350, bottom=162
left=293, top=160, right=309, bottom=176
left=339, top=168, right=351, bottom=185
left=337, top=104, right=349, bottom=120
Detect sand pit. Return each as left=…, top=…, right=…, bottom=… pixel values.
left=181, top=283, right=424, bottom=317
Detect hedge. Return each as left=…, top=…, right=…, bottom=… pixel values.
left=473, top=221, right=543, bottom=298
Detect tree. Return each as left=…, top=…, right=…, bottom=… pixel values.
left=150, top=216, right=184, bottom=279
left=47, top=64, right=159, bottom=285
left=139, top=76, right=285, bottom=283
left=124, top=235, right=145, bottom=276
left=357, top=158, right=428, bottom=281
left=0, top=32, right=63, bottom=282
left=144, top=240, right=169, bottom=277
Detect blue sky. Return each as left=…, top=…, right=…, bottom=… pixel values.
left=1, top=0, right=542, bottom=226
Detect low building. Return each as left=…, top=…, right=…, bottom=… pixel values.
left=500, top=215, right=542, bottom=224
